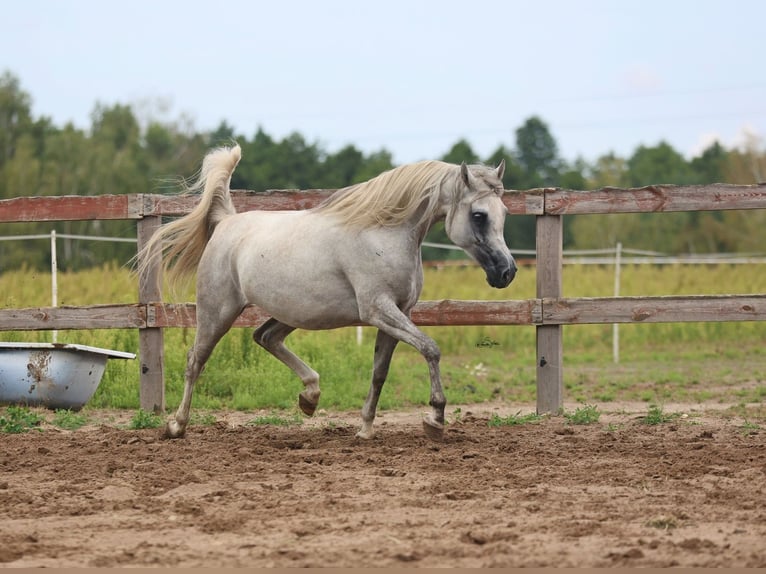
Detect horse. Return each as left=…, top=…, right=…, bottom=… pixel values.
left=138, top=144, right=516, bottom=441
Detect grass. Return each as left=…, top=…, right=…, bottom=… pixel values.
left=564, top=404, right=601, bottom=425
left=488, top=411, right=545, bottom=426
left=0, top=406, right=44, bottom=433
left=51, top=409, right=88, bottom=430
left=642, top=404, right=681, bottom=425
left=1, top=263, right=765, bottom=414
left=190, top=412, right=218, bottom=426
left=247, top=411, right=304, bottom=427
left=646, top=517, right=679, bottom=531
left=127, top=409, right=164, bottom=429
left=741, top=419, right=761, bottom=435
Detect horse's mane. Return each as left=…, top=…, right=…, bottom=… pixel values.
left=314, top=160, right=459, bottom=228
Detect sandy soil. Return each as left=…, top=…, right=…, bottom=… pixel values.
left=1, top=402, right=765, bottom=567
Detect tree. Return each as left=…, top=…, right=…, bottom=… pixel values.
left=723, top=129, right=766, bottom=184
left=353, top=149, right=394, bottom=183
left=483, top=144, right=534, bottom=252
left=144, top=122, right=174, bottom=162
left=90, top=103, right=141, bottom=152
left=440, top=139, right=479, bottom=165
left=690, top=141, right=727, bottom=184
left=321, top=144, right=364, bottom=187
left=626, top=141, right=692, bottom=186
left=587, top=152, right=628, bottom=188
left=559, top=157, right=587, bottom=190
left=3, top=70, right=762, bottom=269
left=2, top=133, right=40, bottom=198
left=236, top=126, right=277, bottom=190
left=515, top=116, right=560, bottom=187
left=209, top=120, right=238, bottom=147
left=0, top=71, right=33, bottom=170
left=485, top=145, right=524, bottom=189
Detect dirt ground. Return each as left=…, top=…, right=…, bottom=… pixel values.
left=1, top=402, right=765, bottom=568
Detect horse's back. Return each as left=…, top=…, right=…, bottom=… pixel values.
left=198, top=209, right=423, bottom=330
left=204, top=210, right=361, bottom=329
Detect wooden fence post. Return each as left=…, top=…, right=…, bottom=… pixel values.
left=136, top=207, right=165, bottom=413
left=536, top=212, right=563, bottom=414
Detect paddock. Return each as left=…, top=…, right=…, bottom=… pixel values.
left=1, top=402, right=765, bottom=567
left=1, top=182, right=765, bottom=567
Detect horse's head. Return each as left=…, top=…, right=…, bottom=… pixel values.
left=445, top=161, right=517, bottom=289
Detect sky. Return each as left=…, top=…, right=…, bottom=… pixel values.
left=2, top=0, right=765, bottom=166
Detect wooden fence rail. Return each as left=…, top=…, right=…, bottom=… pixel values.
left=2, top=182, right=766, bottom=413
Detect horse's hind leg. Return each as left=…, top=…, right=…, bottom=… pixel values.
left=356, top=329, right=398, bottom=439
left=254, top=318, right=321, bottom=416
left=164, top=297, right=244, bottom=439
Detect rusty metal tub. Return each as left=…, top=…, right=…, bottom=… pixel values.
left=0, top=343, right=136, bottom=410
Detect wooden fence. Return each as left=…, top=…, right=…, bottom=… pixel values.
left=2, top=182, right=766, bottom=414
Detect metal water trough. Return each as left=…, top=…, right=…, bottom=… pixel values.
left=0, top=343, right=136, bottom=410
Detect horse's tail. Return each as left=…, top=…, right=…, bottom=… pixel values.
left=136, top=144, right=242, bottom=293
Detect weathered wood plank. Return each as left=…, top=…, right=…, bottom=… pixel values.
left=503, top=190, right=544, bottom=215
left=146, top=303, right=273, bottom=328
left=543, top=295, right=766, bottom=324
left=535, top=214, right=564, bottom=414
left=0, top=304, right=145, bottom=331
left=410, top=299, right=539, bottom=325
left=147, top=299, right=540, bottom=328
left=0, top=195, right=140, bottom=222
left=137, top=215, right=165, bottom=413
left=1, top=184, right=761, bottom=222
left=545, top=183, right=766, bottom=215
left=145, top=190, right=335, bottom=217
left=144, top=189, right=544, bottom=217
left=4, top=296, right=763, bottom=332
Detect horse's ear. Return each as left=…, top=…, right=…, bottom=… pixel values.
left=460, top=162, right=471, bottom=187
left=496, top=159, right=506, bottom=181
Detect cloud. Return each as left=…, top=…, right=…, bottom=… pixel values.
left=623, top=64, right=663, bottom=94
left=733, top=124, right=764, bottom=152
left=688, top=125, right=764, bottom=159
left=689, top=132, right=723, bottom=158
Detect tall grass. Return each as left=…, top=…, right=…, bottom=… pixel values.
left=1, top=262, right=764, bottom=411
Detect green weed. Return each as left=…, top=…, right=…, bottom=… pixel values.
left=564, top=404, right=601, bottom=425
left=488, top=411, right=544, bottom=427
left=0, top=406, right=44, bottom=433
left=741, top=419, right=761, bottom=435
left=642, top=404, right=681, bottom=425
left=646, top=516, right=678, bottom=530
left=52, top=409, right=88, bottom=430
left=190, top=412, right=218, bottom=426
left=248, top=411, right=304, bottom=427
left=127, top=409, right=164, bottom=429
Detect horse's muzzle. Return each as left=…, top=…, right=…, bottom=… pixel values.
left=485, top=258, right=517, bottom=289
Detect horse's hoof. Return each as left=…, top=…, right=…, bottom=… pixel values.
left=422, top=416, right=444, bottom=442
left=162, top=421, right=186, bottom=440
left=298, top=393, right=317, bottom=417
left=355, top=423, right=375, bottom=440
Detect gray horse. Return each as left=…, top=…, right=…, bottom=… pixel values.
left=138, top=145, right=516, bottom=441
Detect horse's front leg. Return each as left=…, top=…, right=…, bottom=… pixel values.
left=361, top=300, right=445, bottom=441
left=357, top=329, right=399, bottom=439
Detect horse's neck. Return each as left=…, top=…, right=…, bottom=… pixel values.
left=411, top=195, right=450, bottom=246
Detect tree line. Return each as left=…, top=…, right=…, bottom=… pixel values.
left=1, top=71, right=764, bottom=271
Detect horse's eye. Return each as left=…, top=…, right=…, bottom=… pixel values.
left=471, top=212, right=487, bottom=225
